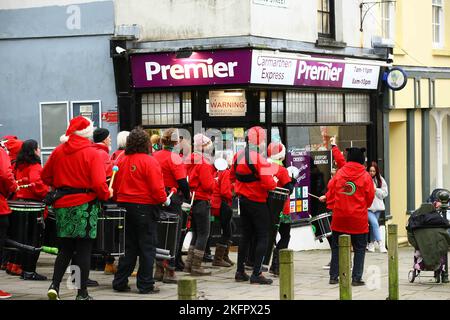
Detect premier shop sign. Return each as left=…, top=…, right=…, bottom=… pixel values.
left=131, top=49, right=381, bottom=90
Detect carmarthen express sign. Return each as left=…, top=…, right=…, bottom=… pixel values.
left=130, top=49, right=381, bottom=90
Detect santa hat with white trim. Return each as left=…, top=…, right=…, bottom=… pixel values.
left=267, top=141, right=286, bottom=161
left=60, top=116, right=94, bottom=143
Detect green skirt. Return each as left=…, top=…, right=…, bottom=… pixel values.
left=55, top=201, right=100, bottom=239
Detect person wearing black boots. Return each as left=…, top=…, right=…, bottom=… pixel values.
left=231, top=126, right=277, bottom=285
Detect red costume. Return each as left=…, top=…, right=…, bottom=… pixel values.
left=153, top=149, right=187, bottom=189
left=41, top=135, right=110, bottom=208
left=325, top=145, right=347, bottom=210
left=270, top=163, right=291, bottom=214
left=92, top=143, right=113, bottom=177
left=0, top=148, right=17, bottom=215
left=211, top=169, right=233, bottom=217
left=14, top=163, right=49, bottom=201
left=185, top=153, right=215, bottom=201
left=113, top=153, right=167, bottom=205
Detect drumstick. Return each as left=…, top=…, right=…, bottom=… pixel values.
left=308, top=192, right=322, bottom=200
left=167, top=187, right=177, bottom=200
left=109, top=166, right=119, bottom=189
left=190, top=192, right=195, bottom=206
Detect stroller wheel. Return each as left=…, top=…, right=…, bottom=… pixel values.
left=408, top=270, right=416, bottom=283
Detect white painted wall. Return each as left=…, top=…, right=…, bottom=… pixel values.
left=115, top=0, right=251, bottom=41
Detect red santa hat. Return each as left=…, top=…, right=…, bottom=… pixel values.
left=267, top=142, right=286, bottom=161
left=246, top=126, right=266, bottom=146
left=2, top=137, right=23, bottom=161
left=60, top=116, right=94, bottom=143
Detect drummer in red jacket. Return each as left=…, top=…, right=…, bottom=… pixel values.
left=42, top=116, right=113, bottom=300
left=92, top=128, right=113, bottom=178
left=0, top=146, right=18, bottom=299
left=184, top=133, right=215, bottom=276
left=13, top=140, right=49, bottom=281
left=230, top=126, right=277, bottom=285
left=211, top=156, right=234, bottom=268
left=112, top=127, right=169, bottom=294
left=327, top=147, right=375, bottom=286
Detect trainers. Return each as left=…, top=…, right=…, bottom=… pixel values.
left=47, top=284, right=60, bottom=300
left=351, top=280, right=365, bottom=286
left=329, top=278, right=339, bottom=285
left=322, top=262, right=331, bottom=270
left=21, top=271, right=48, bottom=281
left=0, top=290, right=12, bottom=299
left=250, top=273, right=273, bottom=285
left=138, top=286, right=160, bottom=294
left=86, top=278, right=99, bottom=287
left=235, top=271, right=250, bottom=282
left=75, top=294, right=94, bottom=300
left=113, top=285, right=131, bottom=292
left=367, top=242, right=375, bottom=253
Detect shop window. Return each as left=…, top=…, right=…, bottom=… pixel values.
left=271, top=91, right=284, bottom=123
left=317, top=93, right=343, bottom=123
left=142, top=92, right=181, bottom=125
left=182, top=92, right=192, bottom=124
left=260, top=91, right=266, bottom=123
left=344, top=94, right=370, bottom=123
left=432, top=0, right=444, bottom=48
left=286, top=91, right=315, bottom=123
left=39, top=101, right=69, bottom=149
left=317, top=0, right=335, bottom=39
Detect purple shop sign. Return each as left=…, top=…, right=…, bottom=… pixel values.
left=286, top=149, right=311, bottom=221
left=130, top=49, right=252, bottom=88
left=294, top=59, right=346, bottom=88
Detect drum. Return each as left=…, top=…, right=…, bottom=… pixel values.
left=309, top=212, right=332, bottom=241
left=267, top=187, right=290, bottom=224
left=7, top=200, right=45, bottom=212
left=42, top=206, right=58, bottom=248
left=157, top=210, right=180, bottom=259
left=96, top=203, right=126, bottom=256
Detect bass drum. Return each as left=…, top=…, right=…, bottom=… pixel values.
left=42, top=206, right=58, bottom=248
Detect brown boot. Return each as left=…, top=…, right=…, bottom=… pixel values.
left=183, top=246, right=195, bottom=273
left=212, top=243, right=232, bottom=267
left=223, top=240, right=235, bottom=266
left=154, top=261, right=164, bottom=281
left=163, top=266, right=177, bottom=284
left=191, top=249, right=212, bottom=276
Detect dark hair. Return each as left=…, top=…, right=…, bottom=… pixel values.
left=15, top=139, right=40, bottom=168
left=125, top=127, right=150, bottom=155
left=369, top=161, right=382, bottom=188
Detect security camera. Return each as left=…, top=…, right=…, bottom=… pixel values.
left=115, top=46, right=126, bottom=54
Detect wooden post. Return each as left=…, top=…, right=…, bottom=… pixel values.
left=178, top=278, right=197, bottom=300
left=339, top=235, right=352, bottom=300
left=388, top=224, right=399, bottom=300
left=279, top=249, right=294, bottom=300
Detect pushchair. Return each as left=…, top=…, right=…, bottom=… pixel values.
left=406, top=190, right=450, bottom=284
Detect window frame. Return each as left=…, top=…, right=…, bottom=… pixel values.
left=39, top=101, right=70, bottom=150
left=432, top=0, right=444, bottom=48
left=70, top=100, right=102, bottom=129
left=381, top=1, right=395, bottom=40
left=317, top=0, right=336, bottom=39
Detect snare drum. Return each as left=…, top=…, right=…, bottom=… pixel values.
left=7, top=200, right=46, bottom=212
left=95, top=203, right=126, bottom=256
left=309, top=212, right=332, bottom=241
left=42, top=206, right=58, bottom=248
left=267, top=187, right=290, bottom=224
left=157, top=210, right=180, bottom=259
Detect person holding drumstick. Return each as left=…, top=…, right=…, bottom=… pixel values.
left=0, top=146, right=18, bottom=299
left=112, top=127, right=169, bottom=294
left=13, top=139, right=49, bottom=281
left=231, top=126, right=277, bottom=285
left=326, top=147, right=374, bottom=286
left=42, top=116, right=113, bottom=300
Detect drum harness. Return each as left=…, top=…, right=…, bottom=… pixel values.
left=234, top=146, right=260, bottom=184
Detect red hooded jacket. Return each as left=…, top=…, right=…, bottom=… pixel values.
left=113, top=153, right=167, bottom=205
left=153, top=149, right=187, bottom=189
left=325, top=145, right=346, bottom=210
left=111, top=149, right=125, bottom=163
left=14, top=163, right=49, bottom=201
left=211, top=169, right=233, bottom=216
left=185, top=152, right=215, bottom=201
left=0, top=148, right=17, bottom=215
left=41, top=135, right=110, bottom=208
left=328, top=161, right=375, bottom=234
left=230, top=149, right=277, bottom=203
left=92, top=143, right=113, bottom=177
left=270, top=162, right=292, bottom=214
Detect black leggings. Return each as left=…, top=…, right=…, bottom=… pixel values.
left=218, top=201, right=233, bottom=244
left=190, top=200, right=211, bottom=251
left=52, top=238, right=93, bottom=293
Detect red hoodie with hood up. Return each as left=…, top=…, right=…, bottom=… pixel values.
left=41, top=135, right=110, bottom=208
left=328, top=161, right=375, bottom=234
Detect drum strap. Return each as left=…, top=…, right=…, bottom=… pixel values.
left=234, top=147, right=259, bottom=183
left=43, top=187, right=92, bottom=205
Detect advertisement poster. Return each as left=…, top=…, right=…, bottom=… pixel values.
left=286, top=149, right=332, bottom=221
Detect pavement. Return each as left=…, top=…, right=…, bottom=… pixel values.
left=1, top=246, right=449, bottom=300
